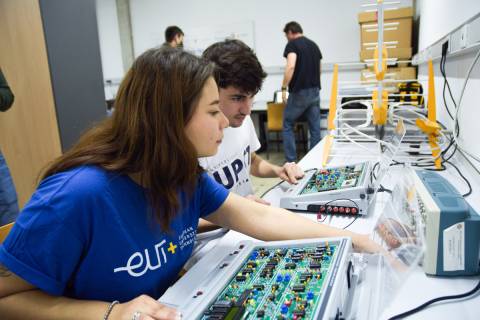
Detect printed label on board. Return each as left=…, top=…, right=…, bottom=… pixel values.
left=443, top=222, right=465, bottom=271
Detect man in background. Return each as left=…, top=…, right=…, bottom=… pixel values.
left=281, top=21, right=322, bottom=162
left=163, top=25, right=184, bottom=49
left=0, top=69, right=19, bottom=226
left=200, top=39, right=304, bottom=206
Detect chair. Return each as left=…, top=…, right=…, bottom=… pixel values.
left=0, top=222, right=14, bottom=243
left=265, top=102, right=307, bottom=159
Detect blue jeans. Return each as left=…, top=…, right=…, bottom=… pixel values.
left=283, top=87, right=321, bottom=162
left=0, top=150, right=19, bottom=226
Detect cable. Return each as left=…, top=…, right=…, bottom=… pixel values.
left=440, top=54, right=455, bottom=120
left=260, top=168, right=317, bottom=198
left=260, top=179, right=285, bottom=198
left=455, top=47, right=480, bottom=139
left=322, top=198, right=360, bottom=211
left=378, top=185, right=392, bottom=194
left=444, top=160, right=472, bottom=197
left=317, top=214, right=328, bottom=223
left=319, top=198, right=360, bottom=229
left=342, top=216, right=359, bottom=230
left=388, top=279, right=480, bottom=320
left=370, top=161, right=380, bottom=184
left=440, top=45, right=461, bottom=141
left=450, top=46, right=480, bottom=165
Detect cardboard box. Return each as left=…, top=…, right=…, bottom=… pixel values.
left=361, top=67, right=417, bottom=82
left=360, top=47, right=412, bottom=61
left=361, top=17, right=412, bottom=48
left=358, top=7, right=413, bottom=23
left=359, top=7, right=413, bottom=51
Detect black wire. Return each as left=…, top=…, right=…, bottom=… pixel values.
left=260, top=168, right=317, bottom=198
left=440, top=50, right=461, bottom=136
left=322, top=198, right=360, bottom=211
left=390, top=160, right=405, bottom=167
left=441, top=134, right=456, bottom=158
left=388, top=279, right=480, bottom=320
left=342, top=216, right=358, bottom=230
left=378, top=185, right=392, bottom=194
left=371, top=161, right=380, bottom=182
left=320, top=198, right=360, bottom=229
left=442, top=142, right=458, bottom=162
left=444, top=160, right=473, bottom=197
left=436, top=119, right=448, bottom=130
left=260, top=179, right=285, bottom=198
left=440, top=54, right=455, bottom=120
left=317, top=214, right=328, bottom=223
left=444, top=69, right=458, bottom=111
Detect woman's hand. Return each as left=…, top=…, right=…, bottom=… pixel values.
left=351, top=233, right=409, bottom=272
left=109, top=295, right=181, bottom=320
left=351, top=233, right=386, bottom=254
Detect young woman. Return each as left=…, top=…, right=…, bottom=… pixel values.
left=0, top=49, right=378, bottom=320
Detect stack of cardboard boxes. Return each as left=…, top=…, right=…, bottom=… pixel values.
left=358, top=7, right=416, bottom=82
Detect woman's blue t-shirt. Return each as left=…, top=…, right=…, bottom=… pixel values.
left=0, top=166, right=228, bottom=302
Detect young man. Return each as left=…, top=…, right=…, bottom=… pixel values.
left=281, top=21, right=322, bottom=162
left=163, top=25, right=184, bottom=48
left=200, top=39, right=304, bottom=205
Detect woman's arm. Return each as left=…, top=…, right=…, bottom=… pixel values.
left=0, top=264, right=179, bottom=320
left=205, top=193, right=381, bottom=253
left=250, top=153, right=304, bottom=184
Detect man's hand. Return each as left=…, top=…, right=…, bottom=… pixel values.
left=275, top=162, right=304, bottom=184
left=281, top=90, right=287, bottom=104
left=246, top=194, right=271, bottom=205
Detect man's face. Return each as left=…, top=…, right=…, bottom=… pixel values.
left=285, top=31, right=295, bottom=41
left=175, top=34, right=184, bottom=47
left=218, top=86, right=255, bottom=128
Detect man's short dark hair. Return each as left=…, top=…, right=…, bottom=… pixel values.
left=165, top=26, right=184, bottom=43
left=283, top=21, right=303, bottom=34
left=202, top=39, right=266, bottom=94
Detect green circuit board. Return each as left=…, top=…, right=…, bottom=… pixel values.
left=300, top=163, right=366, bottom=195
left=200, top=243, right=338, bottom=320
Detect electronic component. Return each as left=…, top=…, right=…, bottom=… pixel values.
left=280, top=161, right=373, bottom=215
left=279, top=119, right=406, bottom=216
left=159, top=238, right=355, bottom=319
left=413, top=169, right=480, bottom=276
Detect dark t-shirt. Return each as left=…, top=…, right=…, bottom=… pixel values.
left=283, top=36, right=322, bottom=93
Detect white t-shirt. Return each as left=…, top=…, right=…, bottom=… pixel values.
left=199, top=116, right=261, bottom=196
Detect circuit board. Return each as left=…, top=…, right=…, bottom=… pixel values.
left=300, top=163, right=367, bottom=195
left=200, top=243, right=338, bottom=320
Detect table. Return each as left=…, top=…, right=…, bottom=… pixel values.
left=162, top=137, right=480, bottom=320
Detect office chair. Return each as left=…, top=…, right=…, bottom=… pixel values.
left=0, top=222, right=14, bottom=243
left=265, top=102, right=307, bottom=159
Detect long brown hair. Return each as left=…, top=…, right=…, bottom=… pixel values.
left=41, top=48, right=215, bottom=230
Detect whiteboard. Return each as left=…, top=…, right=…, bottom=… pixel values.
left=183, top=21, right=255, bottom=56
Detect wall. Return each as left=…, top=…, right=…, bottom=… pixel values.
left=417, top=0, right=480, bottom=51
left=416, top=0, right=480, bottom=170
left=96, top=0, right=124, bottom=82
left=0, top=0, right=62, bottom=207
left=93, top=0, right=409, bottom=103
left=0, top=0, right=109, bottom=208
left=40, top=0, right=107, bottom=151
left=127, top=0, right=387, bottom=102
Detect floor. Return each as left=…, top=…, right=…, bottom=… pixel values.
left=252, top=147, right=306, bottom=197
left=251, top=151, right=284, bottom=197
